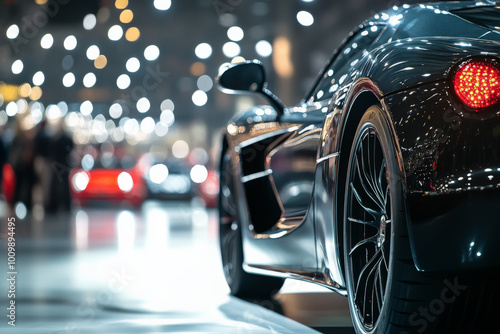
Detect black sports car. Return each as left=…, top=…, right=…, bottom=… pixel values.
left=217, top=2, right=500, bottom=333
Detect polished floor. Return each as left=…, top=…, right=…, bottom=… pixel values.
left=0, top=200, right=354, bottom=333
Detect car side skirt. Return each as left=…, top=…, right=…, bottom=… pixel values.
left=243, top=263, right=348, bottom=296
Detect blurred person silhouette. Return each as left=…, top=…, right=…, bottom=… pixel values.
left=46, top=120, right=74, bottom=213
left=0, top=128, right=6, bottom=203
left=33, top=120, right=51, bottom=212
left=9, top=119, right=36, bottom=212
left=0, top=129, right=5, bottom=192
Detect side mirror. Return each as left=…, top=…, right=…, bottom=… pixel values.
left=217, top=60, right=285, bottom=115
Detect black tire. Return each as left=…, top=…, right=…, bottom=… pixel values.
left=343, top=105, right=500, bottom=334
left=219, top=151, right=284, bottom=299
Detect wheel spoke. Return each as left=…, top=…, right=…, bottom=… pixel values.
left=363, top=256, right=383, bottom=326
left=354, top=250, right=382, bottom=311
left=372, top=136, right=385, bottom=203
left=359, top=143, right=384, bottom=208
left=355, top=158, right=384, bottom=212
left=372, top=265, right=384, bottom=319
left=350, top=182, right=380, bottom=218
left=377, top=265, right=385, bottom=298
left=360, top=254, right=384, bottom=327
left=359, top=140, right=385, bottom=209
left=349, top=234, right=378, bottom=256
left=348, top=217, right=379, bottom=229
left=378, top=160, right=386, bottom=201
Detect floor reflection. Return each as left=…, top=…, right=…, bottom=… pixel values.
left=0, top=200, right=353, bottom=333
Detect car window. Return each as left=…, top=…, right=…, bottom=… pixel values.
left=309, top=25, right=384, bottom=103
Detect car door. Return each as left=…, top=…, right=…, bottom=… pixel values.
left=242, top=25, right=385, bottom=273
left=239, top=106, right=322, bottom=272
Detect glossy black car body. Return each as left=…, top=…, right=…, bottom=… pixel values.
left=218, top=2, right=500, bottom=333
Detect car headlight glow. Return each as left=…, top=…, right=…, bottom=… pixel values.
left=190, top=164, right=208, bottom=184
left=73, top=171, right=90, bottom=192
left=149, top=163, right=169, bottom=184
left=118, top=172, right=134, bottom=192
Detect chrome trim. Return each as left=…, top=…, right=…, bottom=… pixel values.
left=316, top=152, right=340, bottom=164
left=251, top=215, right=306, bottom=239
left=241, top=169, right=273, bottom=183
left=238, top=126, right=299, bottom=149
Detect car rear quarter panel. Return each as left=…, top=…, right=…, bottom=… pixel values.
left=316, top=37, right=500, bottom=279
left=385, top=79, right=500, bottom=272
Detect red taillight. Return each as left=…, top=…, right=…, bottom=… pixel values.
left=453, top=60, right=500, bottom=109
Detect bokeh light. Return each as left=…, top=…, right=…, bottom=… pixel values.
left=197, top=75, right=213, bottom=92
left=190, top=165, right=208, bottom=183
left=154, top=0, right=171, bottom=10
left=94, top=55, right=108, bottom=69
left=6, top=25, right=19, bottom=39
left=160, top=109, right=175, bottom=126
left=149, top=164, right=169, bottom=183
left=32, top=71, right=45, bottom=86
left=108, top=25, right=124, bottom=41
left=190, top=62, right=206, bottom=76
left=83, top=13, right=97, bottom=30
left=192, top=90, right=208, bottom=107
left=109, top=103, right=123, bottom=119
left=41, top=34, right=54, bottom=49
left=255, top=40, right=273, bottom=57
left=83, top=73, right=97, bottom=88
left=115, top=0, right=128, bottom=9
left=137, top=97, right=151, bottom=113
left=222, top=42, right=240, bottom=58
left=64, top=35, right=77, bottom=50
left=117, top=74, right=131, bottom=89
left=144, top=45, right=160, bottom=61
left=86, top=45, right=100, bottom=60
left=80, top=100, right=93, bottom=115
left=172, top=140, right=189, bottom=158
left=195, top=43, right=212, bottom=59
left=62, top=72, right=76, bottom=87
left=120, top=9, right=134, bottom=23
left=126, top=57, right=141, bottom=72
left=227, top=26, right=244, bottom=42
left=141, top=117, right=156, bottom=134
left=297, top=10, right=314, bottom=26
left=125, top=27, right=140, bottom=42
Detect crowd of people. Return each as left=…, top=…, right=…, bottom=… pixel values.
left=1, top=119, right=74, bottom=216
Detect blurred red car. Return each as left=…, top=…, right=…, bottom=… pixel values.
left=2, top=163, right=16, bottom=205
left=70, top=155, right=145, bottom=207
left=197, top=169, right=218, bottom=208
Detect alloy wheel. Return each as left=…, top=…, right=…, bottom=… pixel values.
left=345, top=125, right=392, bottom=331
